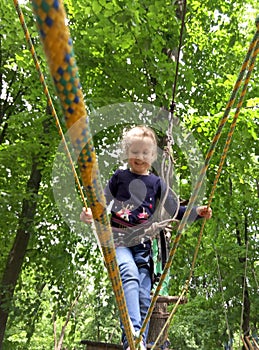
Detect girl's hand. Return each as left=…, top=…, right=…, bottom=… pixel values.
left=80, top=207, right=93, bottom=224
left=196, top=206, right=212, bottom=219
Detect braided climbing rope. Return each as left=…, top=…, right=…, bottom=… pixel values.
left=139, top=17, right=259, bottom=347
left=13, top=0, right=87, bottom=210
left=29, top=1, right=135, bottom=348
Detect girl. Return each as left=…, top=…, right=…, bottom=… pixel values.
left=80, top=125, right=212, bottom=350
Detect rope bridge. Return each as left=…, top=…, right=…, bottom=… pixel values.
left=14, top=0, right=259, bottom=348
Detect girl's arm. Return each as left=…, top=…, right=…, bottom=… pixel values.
left=160, top=179, right=212, bottom=220
left=176, top=205, right=212, bottom=221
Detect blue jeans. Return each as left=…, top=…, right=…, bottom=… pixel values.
left=116, top=245, right=152, bottom=349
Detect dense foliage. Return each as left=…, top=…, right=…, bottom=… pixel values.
left=0, top=0, right=258, bottom=349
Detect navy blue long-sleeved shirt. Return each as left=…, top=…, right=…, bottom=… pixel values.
left=104, top=169, right=198, bottom=228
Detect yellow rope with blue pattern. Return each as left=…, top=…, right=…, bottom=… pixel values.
left=29, top=0, right=135, bottom=348
left=13, top=0, right=88, bottom=210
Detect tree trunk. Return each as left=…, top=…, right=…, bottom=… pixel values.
left=0, top=158, right=42, bottom=349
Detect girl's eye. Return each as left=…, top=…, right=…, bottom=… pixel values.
left=144, top=151, right=150, bottom=156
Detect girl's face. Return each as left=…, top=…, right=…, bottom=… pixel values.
left=127, top=137, right=155, bottom=175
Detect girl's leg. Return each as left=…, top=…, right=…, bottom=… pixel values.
left=116, top=247, right=141, bottom=349
left=138, top=267, right=151, bottom=347
left=132, top=246, right=152, bottom=347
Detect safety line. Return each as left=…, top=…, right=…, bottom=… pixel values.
left=19, top=1, right=136, bottom=348
left=207, top=23, right=259, bottom=208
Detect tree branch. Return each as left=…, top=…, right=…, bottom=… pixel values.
left=55, top=291, right=82, bottom=350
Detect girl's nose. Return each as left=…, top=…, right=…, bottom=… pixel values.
left=136, top=153, right=144, bottom=160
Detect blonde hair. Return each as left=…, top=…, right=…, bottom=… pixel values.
left=122, top=125, right=157, bottom=162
